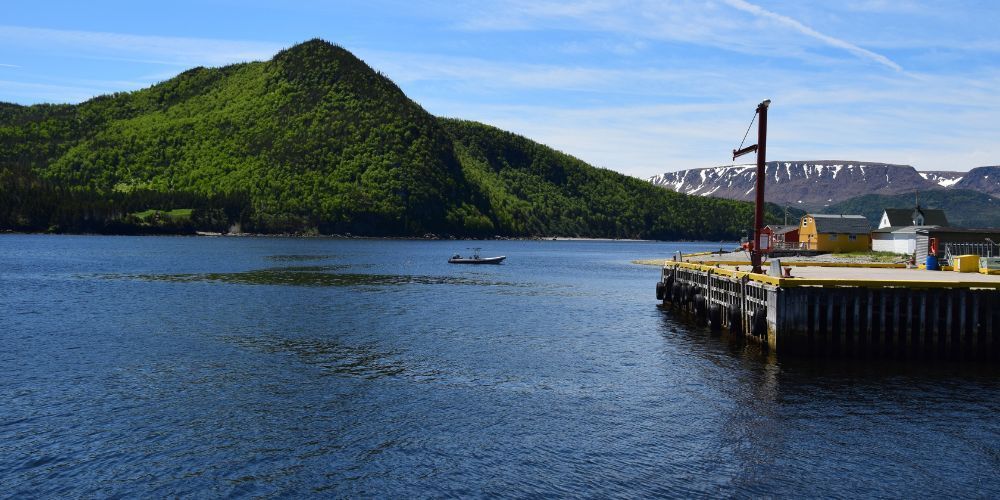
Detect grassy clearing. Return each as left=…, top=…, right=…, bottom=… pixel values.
left=833, top=250, right=907, bottom=263
left=131, top=208, right=193, bottom=221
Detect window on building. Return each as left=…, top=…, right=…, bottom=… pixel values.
left=830, top=233, right=838, bottom=240
left=849, top=234, right=858, bottom=241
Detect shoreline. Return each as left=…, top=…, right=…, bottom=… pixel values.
left=0, top=229, right=721, bottom=243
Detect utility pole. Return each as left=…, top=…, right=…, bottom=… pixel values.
left=732, top=99, right=770, bottom=274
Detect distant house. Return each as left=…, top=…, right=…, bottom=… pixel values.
left=762, top=224, right=799, bottom=252
left=878, top=206, right=948, bottom=229
left=798, top=214, right=871, bottom=252
left=872, top=205, right=949, bottom=253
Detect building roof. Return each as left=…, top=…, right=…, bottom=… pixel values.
left=807, top=214, right=872, bottom=234
left=872, top=225, right=940, bottom=235
left=883, top=207, right=949, bottom=227
left=916, top=227, right=1000, bottom=236
left=764, top=224, right=798, bottom=235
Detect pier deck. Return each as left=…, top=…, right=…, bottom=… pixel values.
left=656, top=260, right=1000, bottom=360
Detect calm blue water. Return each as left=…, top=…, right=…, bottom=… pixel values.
left=1, top=235, right=997, bottom=497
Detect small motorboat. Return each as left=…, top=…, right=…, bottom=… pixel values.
left=448, top=248, right=506, bottom=264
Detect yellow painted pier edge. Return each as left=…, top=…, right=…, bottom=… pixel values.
left=671, top=261, right=1000, bottom=290
left=690, top=260, right=906, bottom=269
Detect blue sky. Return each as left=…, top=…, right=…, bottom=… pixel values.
left=2, top=1, right=998, bottom=177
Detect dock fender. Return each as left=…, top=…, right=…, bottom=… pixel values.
left=656, top=281, right=666, bottom=301
left=672, top=283, right=682, bottom=302
left=661, top=276, right=674, bottom=302
left=693, top=294, right=706, bottom=317
left=708, top=304, right=722, bottom=330
left=728, top=307, right=742, bottom=333
left=751, top=309, right=767, bottom=338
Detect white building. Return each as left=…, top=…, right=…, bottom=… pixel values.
left=871, top=206, right=949, bottom=254
left=871, top=226, right=925, bottom=253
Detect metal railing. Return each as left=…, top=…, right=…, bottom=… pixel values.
left=943, top=242, right=998, bottom=264
left=770, top=241, right=809, bottom=251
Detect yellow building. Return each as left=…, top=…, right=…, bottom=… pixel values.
left=799, top=214, right=872, bottom=252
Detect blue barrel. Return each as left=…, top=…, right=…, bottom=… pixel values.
left=926, top=255, right=939, bottom=271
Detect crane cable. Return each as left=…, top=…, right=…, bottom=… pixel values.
left=736, top=109, right=759, bottom=153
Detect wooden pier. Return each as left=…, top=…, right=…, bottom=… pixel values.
left=656, top=262, right=1000, bottom=360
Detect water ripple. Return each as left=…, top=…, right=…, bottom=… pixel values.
left=3, top=236, right=997, bottom=497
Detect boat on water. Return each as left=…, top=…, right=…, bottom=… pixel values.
left=448, top=248, right=506, bottom=264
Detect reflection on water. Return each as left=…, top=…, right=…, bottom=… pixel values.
left=261, top=264, right=351, bottom=272
left=264, top=254, right=338, bottom=262
left=103, top=266, right=525, bottom=288
left=655, top=308, right=1000, bottom=495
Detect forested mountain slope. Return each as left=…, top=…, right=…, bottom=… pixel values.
left=442, top=119, right=778, bottom=240
left=1, top=39, right=777, bottom=239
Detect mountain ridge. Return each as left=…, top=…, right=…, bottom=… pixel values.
left=650, top=161, right=999, bottom=209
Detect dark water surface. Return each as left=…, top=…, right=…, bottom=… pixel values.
left=2, top=235, right=997, bottom=497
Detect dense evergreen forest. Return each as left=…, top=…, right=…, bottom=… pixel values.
left=0, top=39, right=779, bottom=239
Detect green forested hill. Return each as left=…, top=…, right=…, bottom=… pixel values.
left=0, top=38, right=775, bottom=238
left=2, top=40, right=470, bottom=234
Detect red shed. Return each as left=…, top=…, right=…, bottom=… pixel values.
left=762, top=224, right=800, bottom=252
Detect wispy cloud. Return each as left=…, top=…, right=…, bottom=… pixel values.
left=381, top=42, right=1000, bottom=176
left=0, top=26, right=283, bottom=67
left=358, top=48, right=739, bottom=96
left=453, top=0, right=905, bottom=69
left=841, top=0, right=926, bottom=14
left=0, top=79, right=109, bottom=103
left=0, top=26, right=290, bottom=104
left=720, top=0, right=903, bottom=71
left=456, top=0, right=622, bottom=31
left=424, top=91, right=1000, bottom=177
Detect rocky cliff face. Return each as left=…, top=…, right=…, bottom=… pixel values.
left=952, top=166, right=1000, bottom=197
left=648, top=161, right=942, bottom=208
